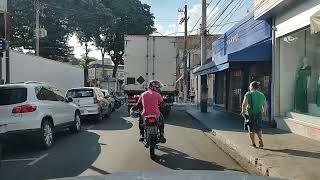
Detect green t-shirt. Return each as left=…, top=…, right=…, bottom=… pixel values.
left=245, top=90, right=266, bottom=114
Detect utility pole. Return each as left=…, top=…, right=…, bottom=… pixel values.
left=84, top=43, right=89, bottom=86
left=200, top=0, right=208, bottom=112
left=4, top=0, right=9, bottom=84
left=179, top=4, right=188, bottom=102
left=35, top=0, right=40, bottom=56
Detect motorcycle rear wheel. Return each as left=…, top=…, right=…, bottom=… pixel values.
left=149, top=136, right=157, bottom=159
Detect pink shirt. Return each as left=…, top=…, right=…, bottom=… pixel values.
left=138, top=90, right=163, bottom=117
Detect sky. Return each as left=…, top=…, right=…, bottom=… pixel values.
left=69, top=0, right=253, bottom=60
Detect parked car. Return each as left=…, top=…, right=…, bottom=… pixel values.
left=66, top=87, right=112, bottom=122
left=101, top=89, right=115, bottom=112
left=0, top=82, right=81, bottom=150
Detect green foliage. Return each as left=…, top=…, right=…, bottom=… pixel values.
left=9, top=0, right=75, bottom=61
left=95, top=0, right=155, bottom=77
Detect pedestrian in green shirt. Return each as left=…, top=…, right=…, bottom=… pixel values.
left=241, top=81, right=266, bottom=148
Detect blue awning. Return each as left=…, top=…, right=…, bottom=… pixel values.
left=228, top=39, right=272, bottom=62
left=193, top=62, right=229, bottom=76
left=193, top=39, right=271, bottom=76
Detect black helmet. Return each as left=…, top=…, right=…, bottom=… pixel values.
left=148, top=80, right=162, bottom=92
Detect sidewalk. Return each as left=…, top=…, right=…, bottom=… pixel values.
left=185, top=107, right=320, bottom=180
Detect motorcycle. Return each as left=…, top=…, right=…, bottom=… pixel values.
left=114, top=98, right=122, bottom=109
left=142, top=115, right=161, bottom=159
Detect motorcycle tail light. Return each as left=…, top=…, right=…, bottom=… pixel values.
left=147, top=117, right=157, bottom=123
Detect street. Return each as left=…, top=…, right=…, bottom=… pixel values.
left=0, top=106, right=245, bottom=180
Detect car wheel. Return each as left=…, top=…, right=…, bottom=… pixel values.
left=40, top=120, right=54, bottom=149
left=70, top=112, right=81, bottom=133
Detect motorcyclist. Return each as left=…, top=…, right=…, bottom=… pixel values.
left=135, top=80, right=166, bottom=143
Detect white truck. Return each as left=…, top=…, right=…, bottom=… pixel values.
left=1, top=51, right=84, bottom=93
left=124, top=35, right=177, bottom=116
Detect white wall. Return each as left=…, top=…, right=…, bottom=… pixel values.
left=254, top=0, right=284, bottom=19
left=7, top=51, right=84, bottom=93
left=275, top=0, right=320, bottom=38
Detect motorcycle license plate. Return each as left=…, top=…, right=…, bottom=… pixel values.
left=146, top=127, right=158, bottom=134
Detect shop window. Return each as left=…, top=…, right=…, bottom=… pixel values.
left=216, top=72, right=226, bottom=107
left=279, top=28, right=320, bottom=117
left=229, top=69, right=243, bottom=112
left=249, top=64, right=270, bottom=100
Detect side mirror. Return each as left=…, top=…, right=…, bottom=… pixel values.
left=66, top=97, right=73, bottom=103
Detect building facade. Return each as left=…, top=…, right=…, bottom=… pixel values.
left=255, top=0, right=320, bottom=141
left=176, top=35, right=219, bottom=103
left=88, top=57, right=125, bottom=92
left=194, top=13, right=272, bottom=114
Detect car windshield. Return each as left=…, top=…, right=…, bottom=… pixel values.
left=0, top=87, right=27, bottom=105
left=66, top=89, right=94, bottom=98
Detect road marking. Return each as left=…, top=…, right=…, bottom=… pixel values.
left=27, top=153, right=48, bottom=166
left=2, top=158, right=36, bottom=162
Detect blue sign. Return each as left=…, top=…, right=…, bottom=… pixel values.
left=225, top=16, right=271, bottom=54
left=212, top=13, right=272, bottom=65
left=213, top=35, right=225, bottom=57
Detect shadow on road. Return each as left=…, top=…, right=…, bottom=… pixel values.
left=91, top=115, right=133, bottom=131
left=262, top=148, right=320, bottom=159
left=154, top=146, right=238, bottom=171
left=1, top=130, right=102, bottom=180
left=164, top=107, right=203, bottom=130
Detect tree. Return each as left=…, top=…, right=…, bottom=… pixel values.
left=9, top=0, right=74, bottom=61
left=71, top=0, right=112, bottom=85
left=96, top=0, right=155, bottom=78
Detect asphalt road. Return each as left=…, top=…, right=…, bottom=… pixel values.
left=0, top=106, right=245, bottom=180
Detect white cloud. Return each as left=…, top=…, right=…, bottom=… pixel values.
left=155, top=3, right=219, bottom=36
left=68, top=34, right=108, bottom=60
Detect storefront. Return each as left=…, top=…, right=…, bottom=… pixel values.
left=254, top=0, right=320, bottom=140
left=194, top=13, right=272, bottom=113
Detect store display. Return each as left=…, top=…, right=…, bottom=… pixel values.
left=294, top=58, right=311, bottom=113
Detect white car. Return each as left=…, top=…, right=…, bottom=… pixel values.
left=66, top=87, right=112, bottom=122
left=0, top=82, right=81, bottom=149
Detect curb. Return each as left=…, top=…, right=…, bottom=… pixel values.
left=185, top=110, right=284, bottom=178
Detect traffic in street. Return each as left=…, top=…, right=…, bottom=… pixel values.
left=0, top=106, right=246, bottom=180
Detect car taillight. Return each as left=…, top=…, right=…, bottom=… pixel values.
left=163, top=95, right=168, bottom=99
left=94, top=97, right=98, bottom=104
left=12, top=104, right=37, bottom=114
left=147, top=117, right=157, bottom=123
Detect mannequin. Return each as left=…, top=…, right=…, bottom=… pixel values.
left=294, top=57, right=311, bottom=113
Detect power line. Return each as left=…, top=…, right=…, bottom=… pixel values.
left=206, top=0, right=228, bottom=27
left=207, top=0, right=235, bottom=31
left=207, top=0, right=226, bottom=24
left=188, top=0, right=214, bottom=35
left=213, top=0, right=247, bottom=33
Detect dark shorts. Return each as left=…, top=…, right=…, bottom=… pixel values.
left=248, top=113, right=262, bottom=133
